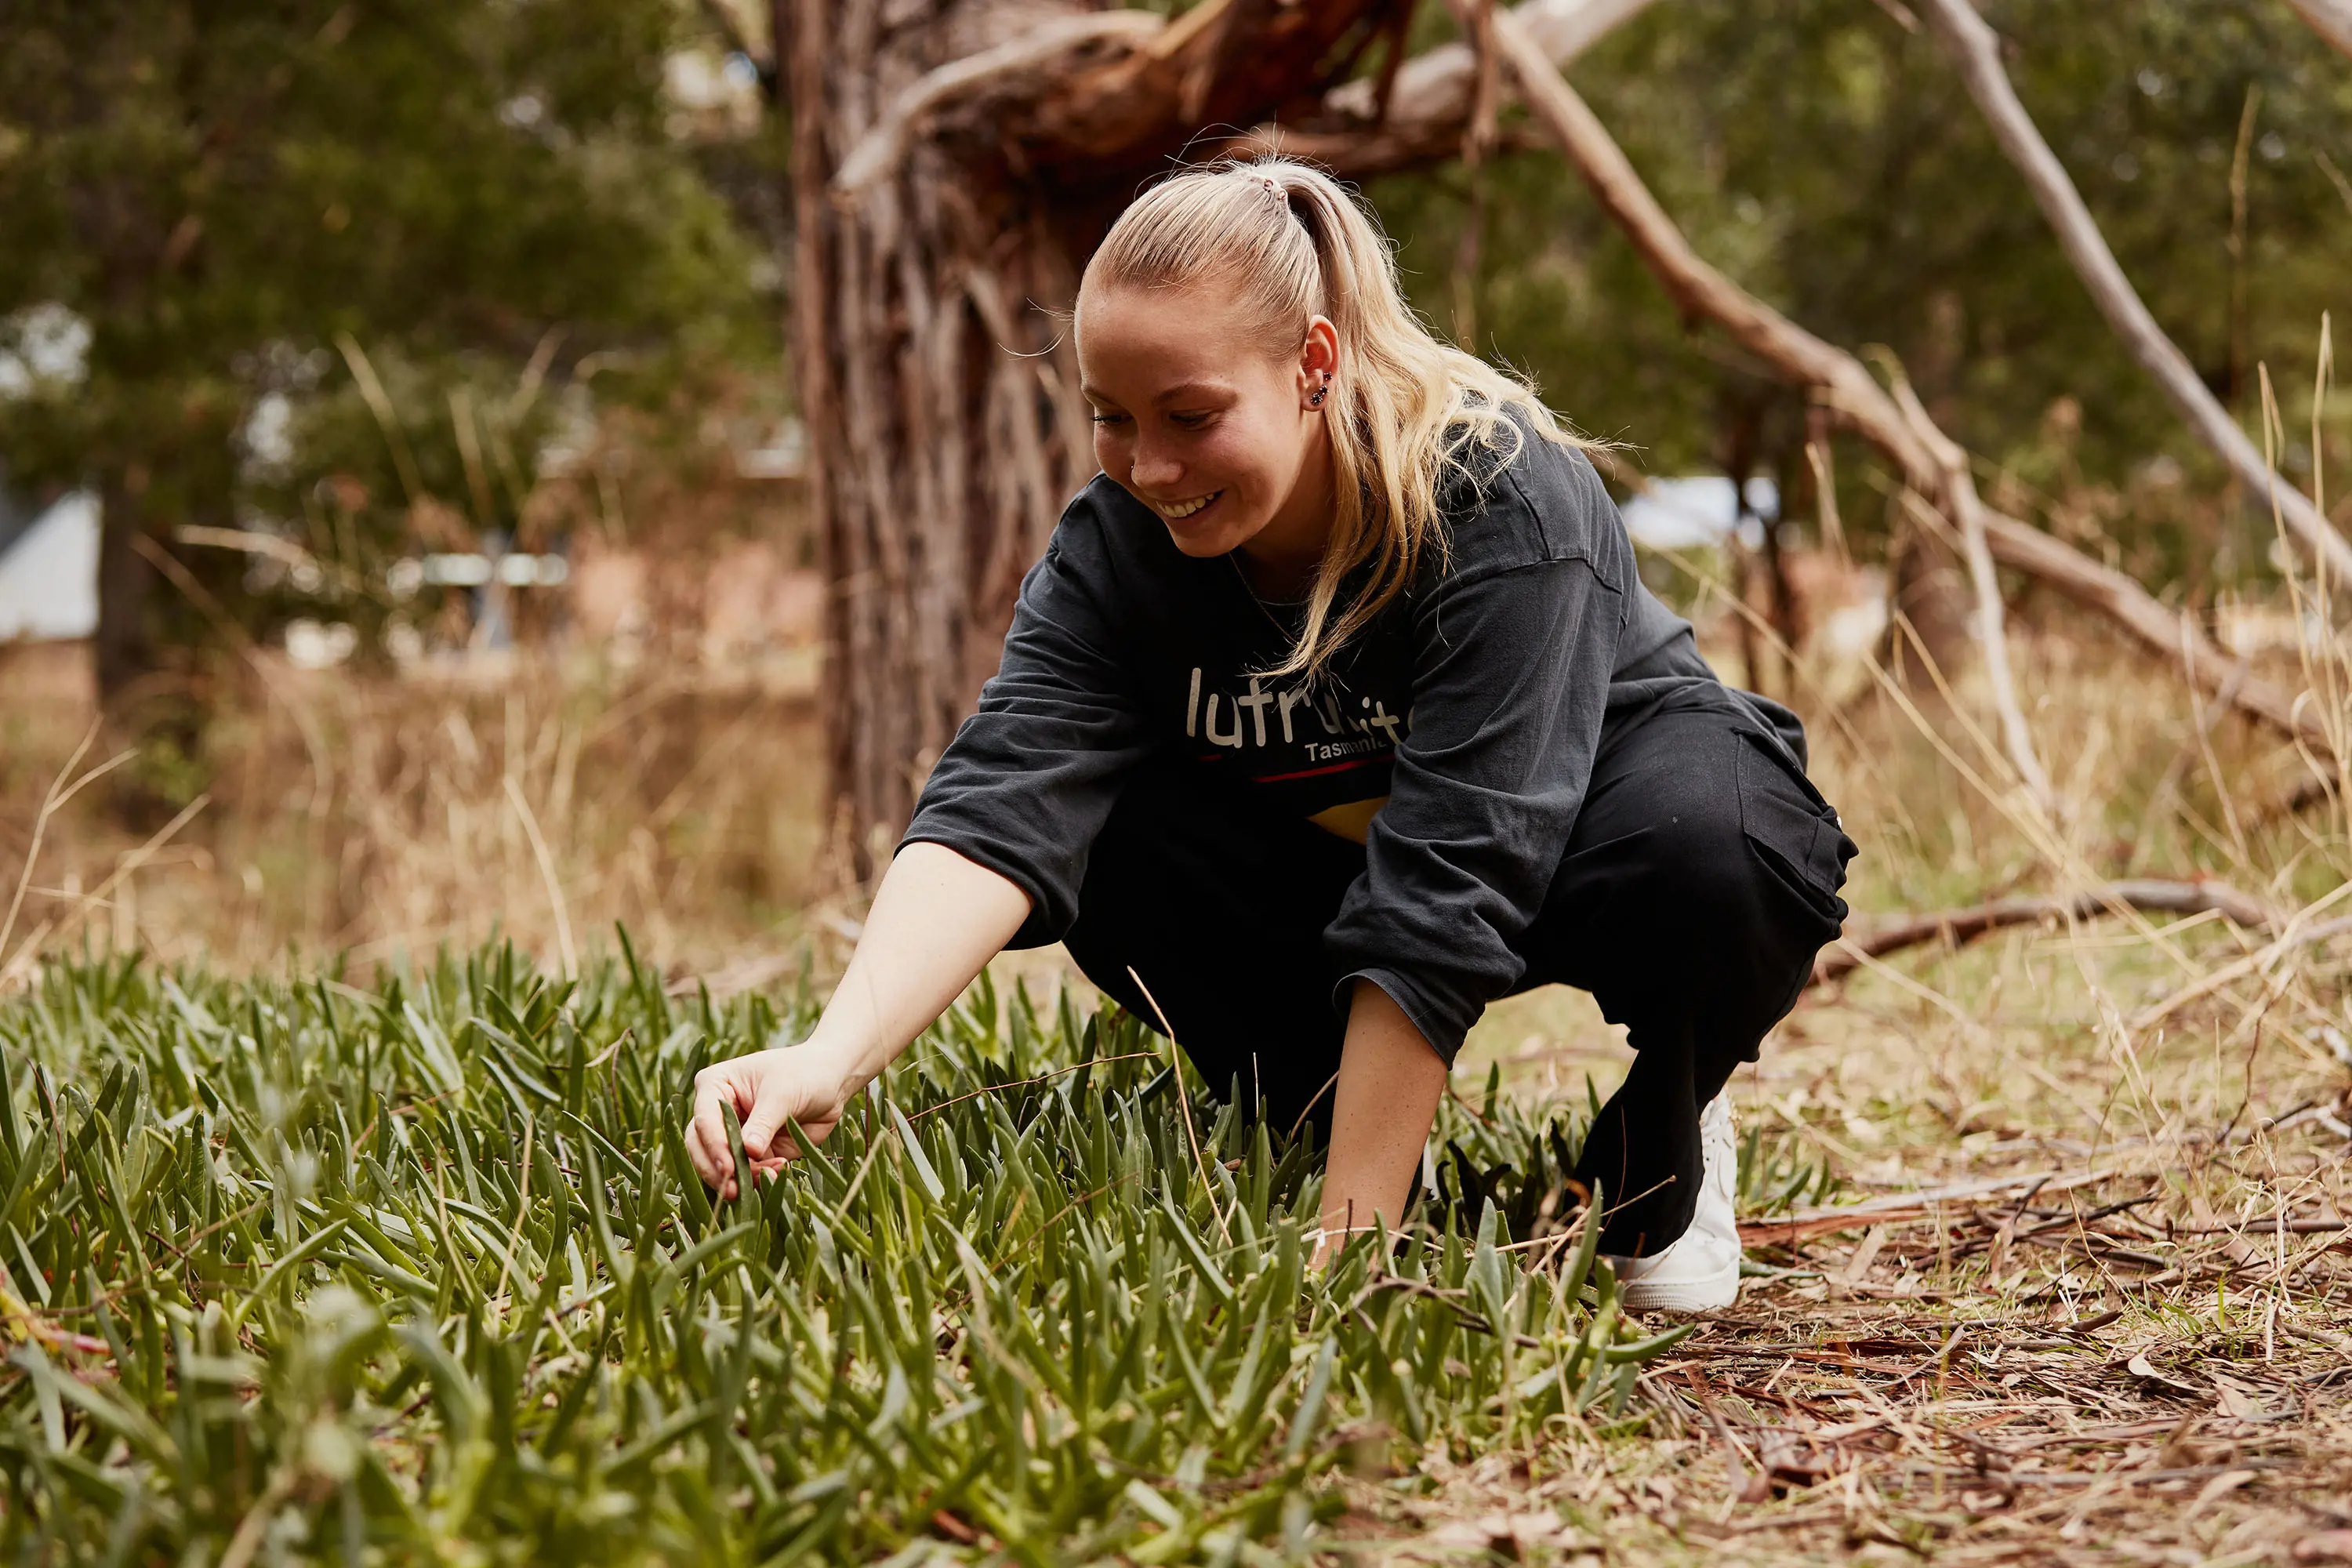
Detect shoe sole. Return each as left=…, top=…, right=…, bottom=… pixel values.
left=1620, top=1274, right=1740, bottom=1314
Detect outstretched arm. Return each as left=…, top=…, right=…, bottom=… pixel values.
left=1313, top=979, right=1448, bottom=1264
left=685, top=842, right=1031, bottom=1196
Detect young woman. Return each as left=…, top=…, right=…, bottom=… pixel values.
left=686, top=159, right=1855, bottom=1312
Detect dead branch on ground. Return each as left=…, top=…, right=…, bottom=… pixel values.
left=1809, top=879, right=2279, bottom=989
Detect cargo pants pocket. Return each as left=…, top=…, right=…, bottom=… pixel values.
left=1733, top=728, right=1857, bottom=925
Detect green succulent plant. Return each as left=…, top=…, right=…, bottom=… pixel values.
left=0, top=943, right=1695, bottom=1563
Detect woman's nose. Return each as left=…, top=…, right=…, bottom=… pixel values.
left=1130, top=441, right=1181, bottom=490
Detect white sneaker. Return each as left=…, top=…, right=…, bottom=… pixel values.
left=1606, top=1094, right=1743, bottom=1314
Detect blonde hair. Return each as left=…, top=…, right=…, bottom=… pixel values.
left=1079, top=156, right=1578, bottom=679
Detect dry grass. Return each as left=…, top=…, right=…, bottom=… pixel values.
left=0, top=641, right=831, bottom=985
left=4, top=583, right=2351, bottom=1559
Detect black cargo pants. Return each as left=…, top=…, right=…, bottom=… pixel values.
left=1051, top=685, right=1857, bottom=1256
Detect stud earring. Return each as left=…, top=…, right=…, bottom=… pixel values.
left=1309, top=387, right=1327, bottom=407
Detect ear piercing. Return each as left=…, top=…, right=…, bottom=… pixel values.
left=1308, top=370, right=1330, bottom=408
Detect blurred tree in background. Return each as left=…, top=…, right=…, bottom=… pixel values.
left=0, top=0, right=771, bottom=792
left=1, top=0, right=2346, bottom=830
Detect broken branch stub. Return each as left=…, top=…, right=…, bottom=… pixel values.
left=830, top=12, right=1168, bottom=201
left=1231, top=0, right=1668, bottom=178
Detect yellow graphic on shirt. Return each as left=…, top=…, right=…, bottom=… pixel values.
left=1309, top=796, right=1389, bottom=844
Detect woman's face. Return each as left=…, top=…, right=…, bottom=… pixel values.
left=1076, top=281, right=1338, bottom=569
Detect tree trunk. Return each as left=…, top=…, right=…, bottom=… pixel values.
left=787, top=0, right=1394, bottom=875
left=93, top=467, right=157, bottom=708
left=1888, top=517, right=1973, bottom=693
left=787, top=2, right=1091, bottom=874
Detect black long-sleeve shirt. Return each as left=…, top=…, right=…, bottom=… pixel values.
left=901, top=425, right=1736, bottom=1063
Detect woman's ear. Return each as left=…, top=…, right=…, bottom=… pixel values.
left=1298, top=314, right=1340, bottom=408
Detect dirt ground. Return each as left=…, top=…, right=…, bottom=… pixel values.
left=1305, top=942, right=2352, bottom=1566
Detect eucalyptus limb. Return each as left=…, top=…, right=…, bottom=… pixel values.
left=1486, top=3, right=2057, bottom=817
left=1915, top=0, right=2352, bottom=582
left=2285, top=0, right=2352, bottom=62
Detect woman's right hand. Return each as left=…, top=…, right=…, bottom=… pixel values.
left=686, top=1046, right=851, bottom=1199
left=681, top=843, right=1035, bottom=1201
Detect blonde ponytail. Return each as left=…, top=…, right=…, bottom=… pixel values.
left=1080, top=157, right=1580, bottom=679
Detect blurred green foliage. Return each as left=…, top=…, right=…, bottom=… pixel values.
left=1374, top=0, right=2352, bottom=583
left=0, top=0, right=773, bottom=704
left=2, top=0, right=2348, bottom=702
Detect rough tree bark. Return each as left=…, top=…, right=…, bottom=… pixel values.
left=94, top=472, right=158, bottom=706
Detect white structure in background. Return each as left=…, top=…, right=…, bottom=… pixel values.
left=1617, top=475, right=1779, bottom=551
left=283, top=619, right=360, bottom=669
left=0, top=492, right=100, bottom=641
left=2, top=303, right=101, bottom=641
left=736, top=417, right=806, bottom=480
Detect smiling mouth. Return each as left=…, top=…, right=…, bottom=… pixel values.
left=1150, top=490, right=1223, bottom=521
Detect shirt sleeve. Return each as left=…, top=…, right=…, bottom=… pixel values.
left=1323, top=548, right=1624, bottom=1064
left=899, top=518, right=1153, bottom=948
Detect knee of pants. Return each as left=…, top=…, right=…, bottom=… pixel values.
left=1649, top=775, right=1848, bottom=939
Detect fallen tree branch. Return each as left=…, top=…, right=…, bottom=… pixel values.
left=2249, top=769, right=2336, bottom=831
left=1487, top=9, right=1933, bottom=481
left=2286, top=0, right=2352, bottom=62
left=831, top=10, right=1166, bottom=199
left=1488, top=5, right=2054, bottom=815
left=1481, top=4, right=2337, bottom=770
left=1916, top=0, right=2352, bottom=583
left=2132, top=910, right=2352, bottom=1032
left=1972, top=511, right=2330, bottom=756
left=1809, top=879, right=2281, bottom=987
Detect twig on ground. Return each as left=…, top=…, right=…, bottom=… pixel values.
left=1810, top=880, right=2280, bottom=987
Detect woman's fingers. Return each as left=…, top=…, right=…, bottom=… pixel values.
left=738, top=1065, right=801, bottom=1162
left=687, top=1051, right=847, bottom=1196
left=687, top=1061, right=752, bottom=1189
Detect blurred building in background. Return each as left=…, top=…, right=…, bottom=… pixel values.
left=0, top=484, right=98, bottom=642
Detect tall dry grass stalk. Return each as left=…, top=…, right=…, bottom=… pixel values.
left=0, top=644, right=830, bottom=985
